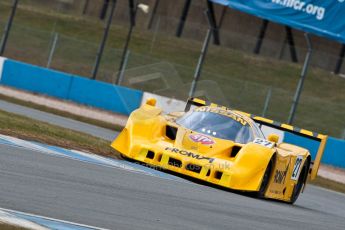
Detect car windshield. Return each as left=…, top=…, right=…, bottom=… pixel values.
left=176, top=110, right=255, bottom=144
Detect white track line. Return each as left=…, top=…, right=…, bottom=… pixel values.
left=0, top=210, right=48, bottom=230
left=0, top=207, right=108, bottom=230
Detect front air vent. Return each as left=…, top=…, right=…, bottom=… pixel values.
left=186, top=164, right=202, bottom=174
left=215, top=171, right=223, bottom=180
left=230, top=146, right=242, bottom=158
left=168, top=157, right=182, bottom=168
left=146, top=151, right=155, bottom=159
left=165, top=125, right=178, bottom=140
left=206, top=169, right=210, bottom=177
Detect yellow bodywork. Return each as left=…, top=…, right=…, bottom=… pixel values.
left=111, top=98, right=327, bottom=203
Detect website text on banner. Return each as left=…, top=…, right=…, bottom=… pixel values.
left=211, top=0, right=345, bottom=43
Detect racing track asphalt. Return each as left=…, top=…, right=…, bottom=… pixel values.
left=1, top=143, right=345, bottom=230
left=1, top=100, right=345, bottom=229
left=0, top=100, right=117, bottom=140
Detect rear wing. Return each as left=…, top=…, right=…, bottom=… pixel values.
left=185, top=98, right=328, bottom=180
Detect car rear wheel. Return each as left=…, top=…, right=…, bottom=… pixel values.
left=289, top=163, right=308, bottom=204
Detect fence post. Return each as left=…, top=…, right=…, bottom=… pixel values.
left=262, top=87, right=272, bottom=117
left=218, top=6, right=227, bottom=29
left=189, top=10, right=213, bottom=98
left=150, top=16, right=160, bottom=53
left=100, top=0, right=110, bottom=20
left=176, top=0, right=191, bottom=37
left=254, top=19, right=269, bottom=55
left=288, top=33, right=312, bottom=124
left=92, top=0, right=117, bottom=80
left=0, top=0, right=19, bottom=56
left=116, top=50, right=130, bottom=85
left=47, top=33, right=59, bottom=68
left=147, top=0, right=160, bottom=30
left=334, top=44, right=345, bottom=74
left=82, top=0, right=90, bottom=15
left=115, top=0, right=136, bottom=85
left=206, top=0, right=220, bottom=45
left=285, top=26, right=298, bottom=63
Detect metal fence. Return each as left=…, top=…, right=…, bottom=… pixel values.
left=0, top=0, right=344, bottom=138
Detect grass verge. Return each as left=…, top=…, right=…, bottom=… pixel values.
left=311, top=176, right=345, bottom=194
left=0, top=109, right=120, bottom=159
left=0, top=93, right=124, bottom=132
left=0, top=223, right=30, bottom=230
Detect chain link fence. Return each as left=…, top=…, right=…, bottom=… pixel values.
left=0, top=0, right=344, bottom=138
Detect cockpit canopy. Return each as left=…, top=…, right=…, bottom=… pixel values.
left=176, top=107, right=263, bottom=144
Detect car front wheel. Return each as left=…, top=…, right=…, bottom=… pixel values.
left=289, top=163, right=308, bottom=204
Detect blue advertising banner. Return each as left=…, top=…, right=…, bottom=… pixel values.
left=211, top=0, right=345, bottom=43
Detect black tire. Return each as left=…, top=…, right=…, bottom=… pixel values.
left=120, top=153, right=132, bottom=161
left=289, top=163, right=308, bottom=204
left=257, top=158, right=273, bottom=198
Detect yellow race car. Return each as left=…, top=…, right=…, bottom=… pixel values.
left=111, top=98, right=327, bottom=203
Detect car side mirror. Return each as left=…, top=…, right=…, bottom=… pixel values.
left=268, top=134, right=279, bottom=143
left=146, top=98, right=157, bottom=106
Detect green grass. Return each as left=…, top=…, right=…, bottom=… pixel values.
left=0, top=2, right=344, bottom=137
left=0, top=109, right=120, bottom=158
left=311, top=176, right=345, bottom=194
left=0, top=94, right=124, bottom=132
left=0, top=223, right=30, bottom=230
